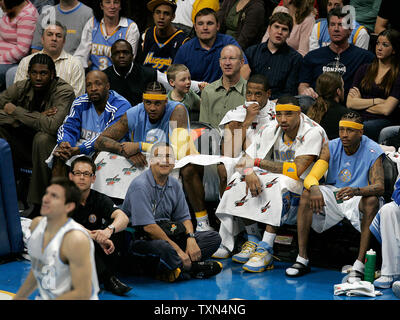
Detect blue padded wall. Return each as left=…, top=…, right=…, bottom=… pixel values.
left=0, top=138, right=23, bottom=257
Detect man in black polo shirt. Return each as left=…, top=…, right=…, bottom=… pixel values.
left=245, top=12, right=302, bottom=101
left=104, top=40, right=157, bottom=107
left=69, top=156, right=132, bottom=296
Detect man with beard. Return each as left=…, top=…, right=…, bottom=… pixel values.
left=51, top=70, right=131, bottom=176
left=0, top=53, right=75, bottom=218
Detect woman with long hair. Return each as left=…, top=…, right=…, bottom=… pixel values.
left=346, top=29, right=400, bottom=142
left=307, top=71, right=348, bottom=140
left=261, top=0, right=315, bottom=56
left=74, top=0, right=140, bottom=71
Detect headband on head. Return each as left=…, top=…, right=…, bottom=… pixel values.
left=339, top=120, right=364, bottom=130
left=143, top=93, right=168, bottom=101
left=275, top=104, right=301, bottom=112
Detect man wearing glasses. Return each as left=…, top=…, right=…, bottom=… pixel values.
left=51, top=70, right=131, bottom=177
left=68, top=156, right=132, bottom=296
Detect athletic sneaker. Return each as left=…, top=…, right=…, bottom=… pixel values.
left=190, top=261, right=223, bottom=279
left=156, top=267, right=182, bottom=282
left=212, top=245, right=231, bottom=259
left=196, top=217, right=214, bottom=231
left=392, top=281, right=400, bottom=299
left=374, top=275, right=400, bottom=289
left=242, top=241, right=274, bottom=273
left=232, top=240, right=258, bottom=264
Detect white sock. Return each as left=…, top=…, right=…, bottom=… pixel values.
left=262, top=231, right=276, bottom=248
left=296, top=255, right=309, bottom=266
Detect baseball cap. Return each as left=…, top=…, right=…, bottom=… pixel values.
left=147, top=0, right=177, bottom=12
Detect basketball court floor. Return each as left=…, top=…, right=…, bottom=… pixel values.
left=0, top=255, right=398, bottom=301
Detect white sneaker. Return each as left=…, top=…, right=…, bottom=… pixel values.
left=393, top=281, right=400, bottom=299
left=196, top=217, right=214, bottom=231
left=374, top=275, right=399, bottom=289
left=242, top=241, right=274, bottom=273
left=212, top=245, right=231, bottom=259
left=232, top=241, right=258, bottom=264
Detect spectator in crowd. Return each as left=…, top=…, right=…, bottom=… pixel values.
left=173, top=0, right=220, bottom=36
left=212, top=96, right=328, bottom=274
left=68, top=156, right=132, bottom=296
left=374, top=0, right=400, bottom=34
left=199, top=44, right=247, bottom=129
left=104, top=39, right=203, bottom=107
left=262, top=0, right=316, bottom=57
left=167, top=64, right=201, bottom=122
left=346, top=29, right=400, bottom=142
left=298, top=7, right=374, bottom=102
left=141, top=0, right=189, bottom=74
left=350, top=0, right=381, bottom=34
left=0, top=54, right=75, bottom=218
left=0, top=0, right=38, bottom=91
left=245, top=12, right=302, bottom=101
left=307, top=71, right=349, bottom=140
left=31, top=0, right=55, bottom=14
left=12, top=21, right=86, bottom=97
left=309, top=0, right=370, bottom=51
left=121, top=142, right=222, bottom=282
left=174, top=7, right=251, bottom=83
left=286, top=112, right=384, bottom=284
left=51, top=70, right=131, bottom=176
left=74, top=0, right=140, bottom=71
left=217, top=0, right=266, bottom=50
left=13, top=177, right=100, bottom=300
left=31, top=0, right=93, bottom=55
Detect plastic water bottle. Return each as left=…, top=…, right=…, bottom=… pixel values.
left=364, top=249, right=376, bottom=283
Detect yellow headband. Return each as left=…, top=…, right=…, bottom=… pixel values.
left=143, top=93, right=167, bottom=101
left=339, top=120, right=364, bottom=130
left=275, top=104, right=301, bottom=112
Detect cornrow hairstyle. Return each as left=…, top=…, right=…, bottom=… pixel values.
left=341, top=111, right=363, bottom=124
left=28, top=53, right=56, bottom=77
left=145, top=81, right=167, bottom=94
left=277, top=95, right=299, bottom=106
left=248, top=74, right=270, bottom=92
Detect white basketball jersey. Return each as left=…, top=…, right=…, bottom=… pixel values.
left=28, top=217, right=99, bottom=300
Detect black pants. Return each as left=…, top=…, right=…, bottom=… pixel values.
left=127, top=230, right=221, bottom=277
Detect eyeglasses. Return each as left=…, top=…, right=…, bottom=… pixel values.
left=71, top=171, right=94, bottom=177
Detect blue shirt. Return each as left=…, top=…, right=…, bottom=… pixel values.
left=126, top=100, right=186, bottom=144
left=173, top=33, right=248, bottom=83
left=57, top=90, right=132, bottom=154
left=245, top=41, right=302, bottom=100
left=325, top=135, right=384, bottom=188
left=299, top=44, right=374, bottom=96
left=121, top=169, right=191, bottom=226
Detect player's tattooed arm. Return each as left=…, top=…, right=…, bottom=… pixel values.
left=94, top=114, right=129, bottom=155
left=359, top=156, right=385, bottom=197
left=294, top=155, right=318, bottom=177
left=318, top=142, right=331, bottom=162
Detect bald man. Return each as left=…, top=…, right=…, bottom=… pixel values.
left=51, top=70, right=132, bottom=178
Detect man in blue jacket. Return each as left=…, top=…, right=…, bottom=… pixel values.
left=52, top=70, right=131, bottom=176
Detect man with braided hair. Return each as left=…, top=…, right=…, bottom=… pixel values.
left=286, top=111, right=385, bottom=283
left=212, top=96, right=328, bottom=274
left=93, top=81, right=199, bottom=205
left=0, top=53, right=75, bottom=217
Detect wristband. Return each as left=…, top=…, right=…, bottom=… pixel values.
left=254, top=158, right=262, bottom=167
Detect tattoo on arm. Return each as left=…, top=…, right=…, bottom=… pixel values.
left=361, top=156, right=385, bottom=196
left=170, top=105, right=188, bottom=129
left=295, top=155, right=317, bottom=177
left=259, top=159, right=284, bottom=173
left=318, top=143, right=330, bottom=162
left=95, top=114, right=129, bottom=153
